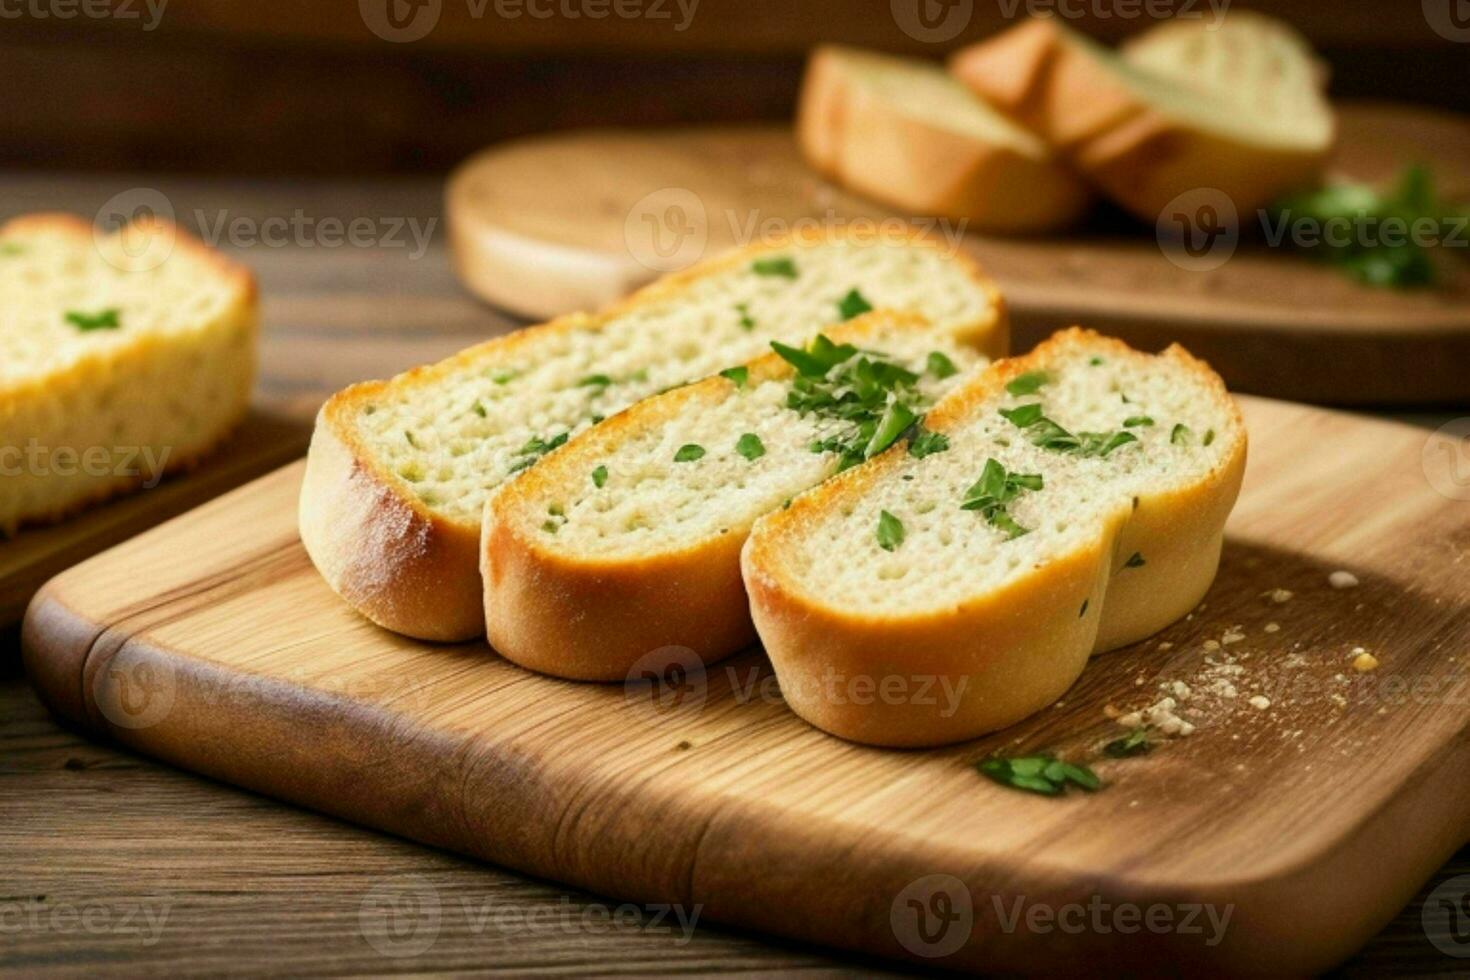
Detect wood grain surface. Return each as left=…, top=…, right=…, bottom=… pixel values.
left=447, top=103, right=1470, bottom=405
left=20, top=397, right=1470, bottom=975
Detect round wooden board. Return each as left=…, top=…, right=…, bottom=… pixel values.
left=446, top=102, right=1470, bottom=406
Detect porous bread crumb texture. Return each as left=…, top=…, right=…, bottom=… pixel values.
left=766, top=339, right=1240, bottom=613
left=0, top=218, right=256, bottom=534
left=516, top=322, right=982, bottom=558
left=353, top=239, right=997, bottom=524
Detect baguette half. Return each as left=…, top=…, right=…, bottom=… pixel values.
left=482, top=310, right=985, bottom=680
left=0, top=213, right=256, bottom=536
left=798, top=45, right=1091, bottom=233
left=742, top=328, right=1246, bottom=747
left=949, top=17, right=1333, bottom=222
left=301, top=228, right=1006, bottom=642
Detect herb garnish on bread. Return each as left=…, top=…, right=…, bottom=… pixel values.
left=483, top=310, right=984, bottom=680
left=742, top=329, right=1246, bottom=747
left=0, top=213, right=256, bottom=535
left=300, top=229, right=1006, bottom=641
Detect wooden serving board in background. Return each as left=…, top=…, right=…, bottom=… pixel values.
left=0, top=412, right=308, bottom=630
left=21, top=396, right=1470, bottom=975
left=448, top=102, right=1470, bottom=406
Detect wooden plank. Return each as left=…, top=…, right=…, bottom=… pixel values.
left=447, top=106, right=1470, bottom=405
left=20, top=396, right=1470, bottom=974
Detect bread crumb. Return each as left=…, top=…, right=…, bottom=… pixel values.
left=1329, top=571, right=1359, bottom=589
left=1221, top=630, right=1246, bottom=645
left=1269, top=589, right=1293, bottom=604
left=1264, top=622, right=1280, bottom=633
left=1118, top=696, right=1195, bottom=736
left=1103, top=703, right=1122, bottom=719
left=1157, top=641, right=1173, bottom=651
left=1203, top=639, right=1221, bottom=651
left=1249, top=695, right=1272, bottom=710
left=1353, top=652, right=1380, bottom=673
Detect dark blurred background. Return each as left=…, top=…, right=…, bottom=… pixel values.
left=7, top=0, right=1468, bottom=177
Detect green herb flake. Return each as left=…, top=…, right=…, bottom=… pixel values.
left=1089, top=356, right=1104, bottom=366
left=836, top=288, right=873, bottom=322
left=492, top=369, right=519, bottom=385
left=1123, top=416, right=1154, bottom=428
left=65, top=308, right=121, bottom=332
left=1124, top=552, right=1146, bottom=569
left=719, top=366, right=749, bottom=388
left=1079, top=599, right=1089, bottom=618
left=926, top=351, right=958, bottom=379
left=510, top=430, right=570, bottom=471
left=752, top=256, right=798, bottom=279
left=735, top=433, right=765, bottom=461
left=1001, top=404, right=1138, bottom=459
left=405, top=431, right=418, bottom=448
left=591, top=465, right=608, bottom=488
left=0, top=242, right=24, bottom=256
left=1171, top=424, right=1194, bottom=446
left=674, top=443, right=706, bottom=463
left=908, top=427, right=950, bottom=458
left=472, top=400, right=487, bottom=418
left=1103, top=728, right=1152, bottom=758
left=876, top=510, right=904, bottom=552
left=1006, top=371, right=1051, bottom=397
left=734, top=302, right=756, bottom=331
left=978, top=755, right=1101, bottom=796
left=578, top=374, right=613, bottom=389
left=541, top=520, right=559, bottom=534
left=864, top=400, right=917, bottom=459
left=1203, top=429, right=1216, bottom=446
left=961, top=458, right=1042, bottom=540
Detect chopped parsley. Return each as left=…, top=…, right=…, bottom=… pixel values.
left=978, top=755, right=1100, bottom=796
left=735, top=433, right=765, bottom=461
left=472, top=400, right=487, bottom=418
left=719, top=366, right=749, bottom=388
left=65, top=308, right=121, bottom=332
left=907, top=427, right=950, bottom=458
left=735, top=302, right=756, bottom=331
left=926, top=351, right=958, bottom=379
left=673, top=443, right=706, bottom=463
left=1103, top=728, right=1152, bottom=758
left=492, top=369, right=519, bottom=385
left=1123, top=416, right=1154, bottom=428
left=1005, top=371, right=1050, bottom=396
left=1000, top=403, right=1138, bottom=458
left=752, top=256, right=797, bottom=279
left=836, top=288, right=872, bottom=321
left=578, top=374, right=612, bottom=388
left=876, top=510, right=904, bottom=552
left=774, top=334, right=933, bottom=472
left=1124, top=552, right=1146, bottom=569
left=961, top=458, right=1042, bottom=540
left=1089, top=356, right=1104, bottom=366
left=1203, top=429, right=1216, bottom=446
left=591, top=465, right=608, bottom=488
left=510, top=431, right=569, bottom=471
left=405, top=431, right=418, bottom=448
left=1170, top=424, right=1193, bottom=446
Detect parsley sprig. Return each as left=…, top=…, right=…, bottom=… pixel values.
left=977, top=755, right=1100, bottom=796
left=961, top=458, right=1042, bottom=540
left=999, top=403, right=1138, bottom=458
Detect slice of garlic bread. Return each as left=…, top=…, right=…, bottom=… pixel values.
left=483, top=310, right=985, bottom=680
left=742, top=328, right=1246, bottom=747
left=949, top=16, right=1333, bottom=221
left=301, top=228, right=1006, bottom=642
left=798, top=45, right=1090, bottom=233
left=0, top=213, right=256, bottom=536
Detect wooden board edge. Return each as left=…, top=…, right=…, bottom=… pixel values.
left=19, top=575, right=1470, bottom=976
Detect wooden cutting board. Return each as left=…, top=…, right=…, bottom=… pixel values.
left=21, top=396, right=1470, bottom=975
left=447, top=102, right=1470, bottom=405
left=0, top=412, right=308, bottom=631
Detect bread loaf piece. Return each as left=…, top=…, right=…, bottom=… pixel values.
left=0, top=213, right=256, bottom=536
left=742, top=328, right=1246, bottom=747
left=301, top=228, right=1006, bottom=641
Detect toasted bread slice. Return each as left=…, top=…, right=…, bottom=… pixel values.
left=482, top=310, right=986, bottom=680
left=798, top=45, right=1091, bottom=233
left=949, top=17, right=1333, bottom=222
left=301, top=228, right=1006, bottom=642
left=0, top=213, right=256, bottom=536
left=742, top=328, right=1246, bottom=747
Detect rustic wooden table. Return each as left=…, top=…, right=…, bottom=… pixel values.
left=1, top=176, right=1465, bottom=976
